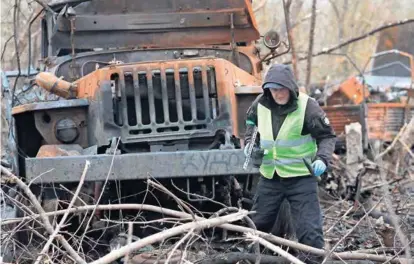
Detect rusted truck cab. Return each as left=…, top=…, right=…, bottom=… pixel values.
left=10, top=0, right=269, bottom=209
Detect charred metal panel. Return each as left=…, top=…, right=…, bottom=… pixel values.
left=49, top=0, right=251, bottom=12
left=52, top=49, right=254, bottom=78
left=51, top=30, right=259, bottom=56
left=12, top=98, right=88, bottom=115
left=33, top=107, right=88, bottom=147
left=323, top=105, right=362, bottom=137
left=87, top=81, right=122, bottom=147
left=108, top=63, right=221, bottom=143
left=14, top=112, right=43, bottom=176
left=46, top=0, right=260, bottom=55
left=25, top=149, right=259, bottom=183
left=11, top=99, right=89, bottom=174
left=57, top=12, right=250, bottom=32
left=367, top=104, right=414, bottom=140
left=12, top=98, right=89, bottom=147
left=323, top=104, right=414, bottom=142
left=236, top=94, right=258, bottom=142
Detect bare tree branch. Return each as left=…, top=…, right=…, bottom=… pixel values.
left=90, top=210, right=249, bottom=264
left=283, top=0, right=299, bottom=79
left=291, top=11, right=322, bottom=30
left=246, top=233, right=304, bottom=264
left=374, top=159, right=412, bottom=262
left=0, top=165, right=86, bottom=263
left=1, top=35, right=15, bottom=63
left=124, top=222, right=133, bottom=264
left=327, top=0, right=344, bottom=44
left=327, top=0, right=340, bottom=22
left=34, top=161, right=90, bottom=264
left=283, top=19, right=414, bottom=65
left=32, top=0, right=54, bottom=14
left=147, top=179, right=196, bottom=220
left=165, top=228, right=194, bottom=264
left=12, top=0, right=21, bottom=106
left=2, top=202, right=409, bottom=264
left=322, top=195, right=386, bottom=263
left=305, top=0, right=318, bottom=89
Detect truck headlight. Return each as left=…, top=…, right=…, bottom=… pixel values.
left=55, top=118, right=79, bottom=143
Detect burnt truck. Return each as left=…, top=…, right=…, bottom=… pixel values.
left=4, top=0, right=292, bottom=236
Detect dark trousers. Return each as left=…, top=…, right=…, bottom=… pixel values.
left=251, top=174, right=324, bottom=263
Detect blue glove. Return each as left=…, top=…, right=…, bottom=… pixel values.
left=312, top=160, right=326, bottom=177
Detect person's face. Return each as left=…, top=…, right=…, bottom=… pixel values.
left=269, top=88, right=290, bottom=105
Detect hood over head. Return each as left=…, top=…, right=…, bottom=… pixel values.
left=262, top=64, right=299, bottom=100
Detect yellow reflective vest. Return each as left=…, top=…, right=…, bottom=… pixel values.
left=257, top=92, right=317, bottom=178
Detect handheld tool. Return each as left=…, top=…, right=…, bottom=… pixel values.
left=302, top=158, right=321, bottom=182
left=243, top=126, right=259, bottom=170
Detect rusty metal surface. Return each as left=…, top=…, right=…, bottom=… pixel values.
left=90, top=60, right=219, bottom=144
left=51, top=47, right=258, bottom=81
left=25, top=149, right=259, bottom=183
left=234, top=85, right=262, bottom=94
left=36, top=144, right=82, bottom=157
left=328, top=77, right=369, bottom=105
left=46, top=0, right=260, bottom=55
left=36, top=144, right=97, bottom=157
left=323, top=103, right=414, bottom=141
left=35, top=72, right=77, bottom=99
left=57, top=11, right=250, bottom=32
left=51, top=29, right=260, bottom=56
left=12, top=99, right=88, bottom=115
left=367, top=104, right=414, bottom=141
left=33, top=107, right=88, bottom=147
left=323, top=105, right=362, bottom=137
left=236, top=94, right=259, bottom=143
left=78, top=58, right=261, bottom=145
left=49, top=0, right=253, bottom=12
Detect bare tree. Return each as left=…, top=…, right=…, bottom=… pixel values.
left=305, top=0, right=318, bottom=89
left=328, top=0, right=348, bottom=46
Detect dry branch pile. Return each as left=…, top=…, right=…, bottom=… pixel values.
left=320, top=122, right=414, bottom=263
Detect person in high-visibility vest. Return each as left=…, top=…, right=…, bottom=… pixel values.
left=244, top=64, right=336, bottom=263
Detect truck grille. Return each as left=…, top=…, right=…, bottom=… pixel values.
left=110, top=63, right=218, bottom=140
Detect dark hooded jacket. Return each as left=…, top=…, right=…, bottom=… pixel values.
left=244, top=64, right=336, bottom=166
